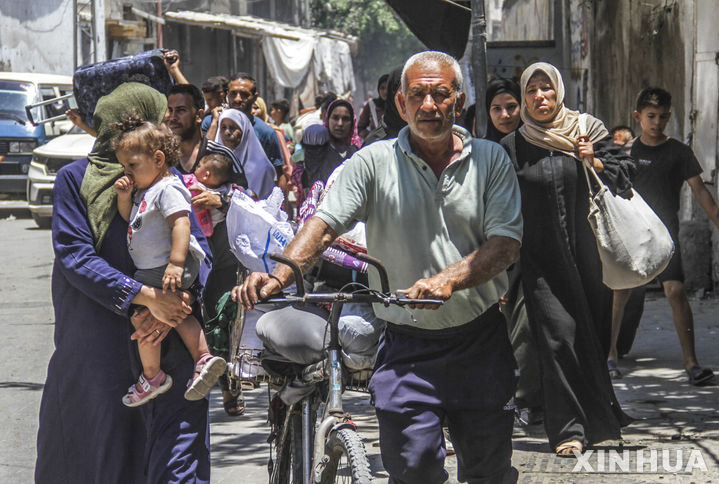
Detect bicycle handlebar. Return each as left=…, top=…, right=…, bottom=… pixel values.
left=269, top=253, right=305, bottom=297
left=264, top=252, right=443, bottom=307
left=269, top=252, right=393, bottom=295
left=353, top=253, right=390, bottom=293
left=256, top=292, right=443, bottom=307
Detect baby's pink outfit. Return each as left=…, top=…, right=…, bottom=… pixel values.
left=182, top=173, right=214, bottom=236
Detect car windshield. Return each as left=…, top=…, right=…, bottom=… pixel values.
left=0, top=80, right=34, bottom=123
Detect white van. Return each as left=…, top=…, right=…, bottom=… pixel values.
left=27, top=127, right=95, bottom=228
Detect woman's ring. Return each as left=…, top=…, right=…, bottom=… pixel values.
left=154, top=329, right=161, bottom=336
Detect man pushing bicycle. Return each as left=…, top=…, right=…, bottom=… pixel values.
left=235, top=51, right=523, bottom=484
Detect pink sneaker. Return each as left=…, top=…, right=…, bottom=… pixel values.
left=122, top=371, right=173, bottom=407
left=184, top=355, right=227, bottom=401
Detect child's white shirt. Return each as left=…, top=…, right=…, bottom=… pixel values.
left=128, top=176, right=206, bottom=269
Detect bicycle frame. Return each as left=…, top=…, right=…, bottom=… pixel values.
left=310, top=301, right=353, bottom=484
left=261, top=253, right=443, bottom=484
left=267, top=299, right=350, bottom=484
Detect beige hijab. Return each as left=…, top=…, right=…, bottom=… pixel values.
left=519, top=62, right=608, bottom=158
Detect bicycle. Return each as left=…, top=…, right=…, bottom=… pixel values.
left=243, top=252, right=443, bottom=484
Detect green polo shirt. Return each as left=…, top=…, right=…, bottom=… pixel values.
left=315, top=125, right=523, bottom=330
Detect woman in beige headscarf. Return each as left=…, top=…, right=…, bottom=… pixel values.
left=501, top=62, right=633, bottom=456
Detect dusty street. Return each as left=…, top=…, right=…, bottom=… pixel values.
left=1, top=212, right=718, bottom=483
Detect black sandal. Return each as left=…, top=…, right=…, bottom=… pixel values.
left=686, top=366, right=714, bottom=386
left=223, top=394, right=245, bottom=416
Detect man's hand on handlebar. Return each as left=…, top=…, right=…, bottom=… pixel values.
left=232, top=272, right=284, bottom=311
left=398, top=276, right=452, bottom=310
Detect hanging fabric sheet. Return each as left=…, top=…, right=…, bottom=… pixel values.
left=313, top=37, right=356, bottom=96
left=261, top=35, right=318, bottom=88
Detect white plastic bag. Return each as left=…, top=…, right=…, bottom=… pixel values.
left=226, top=186, right=295, bottom=275
left=583, top=164, right=674, bottom=289
left=577, top=113, right=674, bottom=289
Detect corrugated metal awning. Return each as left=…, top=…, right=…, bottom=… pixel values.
left=164, top=10, right=357, bottom=49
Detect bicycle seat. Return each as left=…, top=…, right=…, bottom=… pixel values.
left=260, top=358, right=306, bottom=380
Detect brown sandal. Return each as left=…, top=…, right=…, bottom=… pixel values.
left=555, top=440, right=583, bottom=457
left=222, top=392, right=245, bottom=417
left=240, top=380, right=258, bottom=391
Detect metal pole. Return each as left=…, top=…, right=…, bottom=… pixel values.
left=73, top=0, right=78, bottom=69
left=302, top=399, right=312, bottom=484
left=156, top=1, right=164, bottom=49
left=471, top=0, right=488, bottom=138
left=90, top=0, right=96, bottom=63
left=92, top=0, right=107, bottom=62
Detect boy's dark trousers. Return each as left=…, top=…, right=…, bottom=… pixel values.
left=369, top=305, right=519, bottom=484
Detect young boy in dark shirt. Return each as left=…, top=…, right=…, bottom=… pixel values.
left=608, top=87, right=719, bottom=385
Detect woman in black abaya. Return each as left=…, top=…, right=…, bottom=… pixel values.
left=501, top=62, right=632, bottom=455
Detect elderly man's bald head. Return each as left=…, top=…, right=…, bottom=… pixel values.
left=401, top=51, right=463, bottom=95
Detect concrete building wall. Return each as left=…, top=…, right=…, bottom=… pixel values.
left=590, top=1, right=687, bottom=137
left=693, top=0, right=719, bottom=289
left=0, top=0, right=75, bottom=75
left=590, top=0, right=719, bottom=292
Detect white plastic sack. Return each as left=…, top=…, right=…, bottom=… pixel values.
left=586, top=171, right=674, bottom=290
left=226, top=186, right=295, bottom=275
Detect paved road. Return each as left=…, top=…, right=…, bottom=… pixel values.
left=2, top=213, right=718, bottom=483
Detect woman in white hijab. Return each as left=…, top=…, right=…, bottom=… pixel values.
left=215, top=108, right=276, bottom=199
left=501, top=62, right=633, bottom=457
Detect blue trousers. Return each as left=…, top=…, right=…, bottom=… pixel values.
left=369, top=305, right=518, bottom=484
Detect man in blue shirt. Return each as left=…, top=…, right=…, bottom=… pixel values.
left=226, top=72, right=284, bottom=175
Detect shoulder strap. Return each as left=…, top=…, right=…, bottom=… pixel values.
left=581, top=159, right=606, bottom=196
left=577, top=113, right=607, bottom=194
left=578, top=113, right=588, bottom=136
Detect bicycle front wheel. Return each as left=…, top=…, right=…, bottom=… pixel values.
left=319, top=428, right=372, bottom=484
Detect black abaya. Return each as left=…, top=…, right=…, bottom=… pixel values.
left=502, top=132, right=632, bottom=448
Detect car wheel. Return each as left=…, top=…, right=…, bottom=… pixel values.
left=32, top=213, right=52, bottom=229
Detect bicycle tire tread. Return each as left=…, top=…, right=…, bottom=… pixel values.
left=321, top=428, right=372, bottom=484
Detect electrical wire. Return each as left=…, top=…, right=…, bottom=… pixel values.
left=439, top=0, right=472, bottom=13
